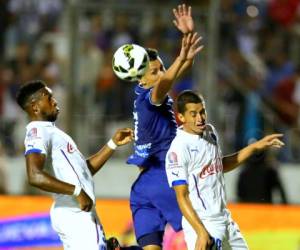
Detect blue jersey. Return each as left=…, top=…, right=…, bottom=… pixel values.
left=127, top=84, right=177, bottom=168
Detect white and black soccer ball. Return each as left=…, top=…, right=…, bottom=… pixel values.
left=112, top=44, right=149, bottom=82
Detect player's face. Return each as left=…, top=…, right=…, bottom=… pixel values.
left=140, top=59, right=165, bottom=88
left=179, top=102, right=206, bottom=135
left=34, top=87, right=60, bottom=121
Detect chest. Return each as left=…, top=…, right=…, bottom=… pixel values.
left=186, top=137, right=222, bottom=177
left=51, top=128, right=78, bottom=153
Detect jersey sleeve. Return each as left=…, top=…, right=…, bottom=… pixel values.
left=165, top=141, right=189, bottom=187
left=24, top=126, right=49, bottom=156
left=146, top=89, right=163, bottom=107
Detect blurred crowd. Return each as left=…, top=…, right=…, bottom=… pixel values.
left=0, top=0, right=299, bottom=200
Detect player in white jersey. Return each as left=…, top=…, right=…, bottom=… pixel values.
left=165, top=90, right=284, bottom=250
left=16, top=80, right=134, bottom=250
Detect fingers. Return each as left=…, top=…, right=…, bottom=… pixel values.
left=189, top=33, right=204, bottom=55
left=265, top=133, right=283, bottom=140
left=193, top=45, right=204, bottom=55
left=182, top=4, right=187, bottom=16
left=173, top=20, right=179, bottom=28
left=190, top=33, right=202, bottom=45
left=188, top=6, right=192, bottom=17
left=178, top=4, right=183, bottom=16
left=174, top=4, right=191, bottom=17
left=269, top=138, right=285, bottom=148
left=173, top=8, right=179, bottom=19
left=120, top=127, right=133, bottom=133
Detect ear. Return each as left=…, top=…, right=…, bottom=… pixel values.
left=177, top=113, right=185, bottom=123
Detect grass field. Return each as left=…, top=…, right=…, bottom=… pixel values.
left=244, top=230, right=300, bottom=250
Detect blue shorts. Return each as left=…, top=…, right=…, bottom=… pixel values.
left=130, top=166, right=182, bottom=242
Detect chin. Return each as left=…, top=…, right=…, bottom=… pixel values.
left=195, top=128, right=204, bottom=135
left=47, top=114, right=58, bottom=122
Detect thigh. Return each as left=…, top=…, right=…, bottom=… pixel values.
left=182, top=218, right=225, bottom=250
left=131, top=202, right=166, bottom=242
left=50, top=207, right=106, bottom=250
left=147, top=169, right=182, bottom=232
left=223, top=221, right=249, bottom=250
left=182, top=218, right=197, bottom=250
left=130, top=171, right=166, bottom=241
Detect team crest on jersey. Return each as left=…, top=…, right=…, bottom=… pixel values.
left=26, top=127, right=38, bottom=140
left=168, top=152, right=178, bottom=164
left=67, top=142, right=75, bottom=153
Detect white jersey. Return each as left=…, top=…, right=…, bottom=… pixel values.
left=24, top=121, right=95, bottom=208
left=166, top=125, right=249, bottom=249
left=166, top=124, right=228, bottom=221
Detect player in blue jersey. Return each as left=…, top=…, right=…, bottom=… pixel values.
left=126, top=5, right=203, bottom=250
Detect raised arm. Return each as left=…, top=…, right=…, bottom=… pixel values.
left=222, top=134, right=284, bottom=173
left=151, top=33, right=202, bottom=104
left=86, top=128, right=133, bottom=175
left=172, top=4, right=203, bottom=78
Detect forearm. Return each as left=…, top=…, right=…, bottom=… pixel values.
left=152, top=57, right=186, bottom=103
left=222, top=144, right=256, bottom=172
left=176, top=59, right=193, bottom=78
left=86, top=144, right=115, bottom=175
left=28, top=170, right=75, bottom=195
left=177, top=193, right=207, bottom=235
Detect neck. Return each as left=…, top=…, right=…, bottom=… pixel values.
left=182, top=126, right=203, bottom=137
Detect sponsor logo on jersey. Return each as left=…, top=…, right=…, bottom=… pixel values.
left=67, top=142, right=75, bottom=153
left=199, top=159, right=223, bottom=179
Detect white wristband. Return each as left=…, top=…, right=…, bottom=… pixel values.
left=107, top=139, right=118, bottom=150
left=73, top=185, right=82, bottom=196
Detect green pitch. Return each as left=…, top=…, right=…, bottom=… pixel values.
left=244, top=230, right=300, bottom=250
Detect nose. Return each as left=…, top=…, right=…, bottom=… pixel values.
left=52, top=98, right=58, bottom=106
left=197, top=113, right=205, bottom=123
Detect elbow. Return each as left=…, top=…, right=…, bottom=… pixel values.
left=28, top=176, right=40, bottom=187
left=27, top=172, right=43, bottom=188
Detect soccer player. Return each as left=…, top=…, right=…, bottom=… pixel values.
left=165, top=90, right=284, bottom=250
left=16, top=80, right=134, bottom=250
left=126, top=5, right=203, bottom=249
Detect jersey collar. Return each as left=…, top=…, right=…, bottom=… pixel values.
left=177, top=126, right=203, bottom=139
left=26, top=121, right=55, bottom=129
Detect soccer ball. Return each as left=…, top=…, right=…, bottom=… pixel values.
left=112, top=44, right=149, bottom=82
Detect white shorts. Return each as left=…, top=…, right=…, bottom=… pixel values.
left=50, top=204, right=106, bottom=250
left=182, top=216, right=248, bottom=250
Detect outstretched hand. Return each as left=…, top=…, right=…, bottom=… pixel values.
left=112, top=128, right=134, bottom=146
left=179, top=32, right=204, bottom=62
left=173, top=4, right=194, bottom=34
left=253, top=134, right=285, bottom=151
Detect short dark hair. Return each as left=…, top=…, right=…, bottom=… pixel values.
left=16, top=80, right=46, bottom=110
left=146, top=48, right=159, bottom=61
left=176, top=90, right=205, bottom=114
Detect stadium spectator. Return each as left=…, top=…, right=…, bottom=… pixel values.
left=237, top=152, right=288, bottom=204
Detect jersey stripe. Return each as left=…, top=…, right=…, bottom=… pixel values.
left=193, top=174, right=207, bottom=210
left=172, top=180, right=187, bottom=186
left=60, top=149, right=82, bottom=187
left=24, top=148, right=43, bottom=155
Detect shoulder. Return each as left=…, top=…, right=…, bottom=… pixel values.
left=169, top=132, right=189, bottom=151
left=25, top=123, right=52, bottom=142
